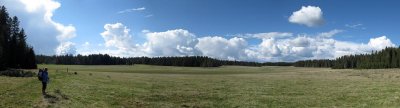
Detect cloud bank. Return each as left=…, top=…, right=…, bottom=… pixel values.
left=78, top=23, right=396, bottom=62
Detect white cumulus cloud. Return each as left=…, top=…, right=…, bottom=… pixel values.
left=289, top=6, right=324, bottom=27
left=101, top=23, right=134, bottom=50
left=367, top=36, right=395, bottom=50
left=142, top=29, right=199, bottom=56
left=3, top=0, right=77, bottom=55
left=196, top=37, right=248, bottom=60
left=97, top=23, right=143, bottom=57
left=56, top=41, right=76, bottom=55
left=333, top=36, right=395, bottom=58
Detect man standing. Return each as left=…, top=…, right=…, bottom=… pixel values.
left=41, top=68, right=49, bottom=95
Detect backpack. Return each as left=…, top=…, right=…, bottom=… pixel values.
left=37, top=71, right=43, bottom=81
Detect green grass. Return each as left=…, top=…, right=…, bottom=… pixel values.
left=2, top=64, right=400, bottom=107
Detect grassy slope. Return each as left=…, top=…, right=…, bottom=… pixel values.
left=2, top=65, right=400, bottom=107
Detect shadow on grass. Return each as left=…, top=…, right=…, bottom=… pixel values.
left=43, top=94, right=59, bottom=104
left=54, top=89, right=69, bottom=100
left=43, top=89, right=69, bottom=104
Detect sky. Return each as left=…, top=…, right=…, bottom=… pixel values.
left=2, top=0, right=400, bottom=62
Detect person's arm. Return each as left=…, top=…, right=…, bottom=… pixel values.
left=46, top=74, right=49, bottom=79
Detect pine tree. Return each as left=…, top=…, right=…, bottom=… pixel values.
left=0, top=5, right=37, bottom=70
left=0, top=6, right=10, bottom=70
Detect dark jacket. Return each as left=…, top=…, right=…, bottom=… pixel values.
left=41, top=71, right=49, bottom=83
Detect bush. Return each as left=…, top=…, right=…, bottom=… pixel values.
left=0, top=69, right=35, bottom=77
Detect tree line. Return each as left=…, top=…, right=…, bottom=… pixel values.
left=0, top=5, right=37, bottom=70
left=294, top=47, right=400, bottom=69
left=36, top=54, right=294, bottom=67
left=293, top=59, right=333, bottom=68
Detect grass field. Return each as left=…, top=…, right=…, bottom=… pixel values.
left=2, top=65, right=400, bottom=107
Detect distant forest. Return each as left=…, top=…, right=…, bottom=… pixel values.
left=0, top=5, right=37, bottom=70
left=36, top=54, right=293, bottom=67
left=36, top=47, right=400, bottom=68
left=294, top=47, right=400, bottom=69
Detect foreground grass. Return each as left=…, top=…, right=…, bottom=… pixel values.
left=2, top=65, right=400, bottom=107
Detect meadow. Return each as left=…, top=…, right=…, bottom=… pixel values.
left=2, top=65, right=400, bottom=107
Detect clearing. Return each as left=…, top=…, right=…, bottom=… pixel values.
left=1, top=65, right=400, bottom=107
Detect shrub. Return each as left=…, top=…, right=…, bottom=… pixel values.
left=0, top=69, right=35, bottom=77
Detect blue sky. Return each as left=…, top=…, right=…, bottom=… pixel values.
left=3, top=0, right=400, bottom=62
left=53, top=0, right=400, bottom=44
